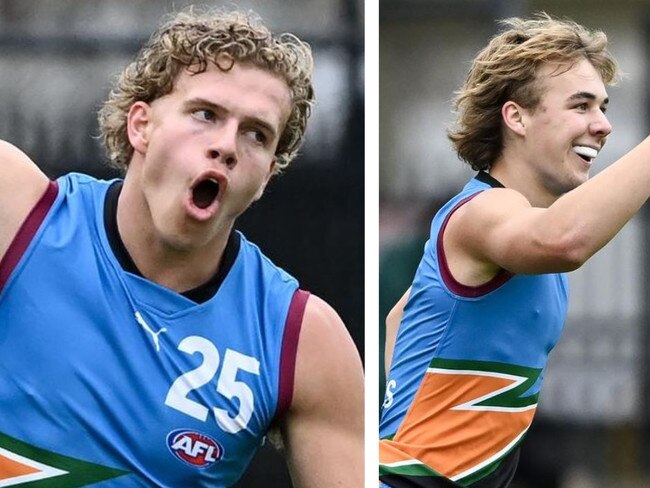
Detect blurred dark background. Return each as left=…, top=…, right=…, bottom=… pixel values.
left=380, top=1, right=650, bottom=487
left=0, top=0, right=363, bottom=485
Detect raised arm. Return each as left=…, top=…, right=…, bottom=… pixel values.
left=0, top=141, right=49, bottom=261
left=448, top=136, right=650, bottom=277
left=281, top=294, right=364, bottom=487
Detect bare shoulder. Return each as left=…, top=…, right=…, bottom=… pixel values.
left=0, top=140, right=46, bottom=180
left=281, top=294, right=364, bottom=487
left=447, top=183, right=582, bottom=275
left=442, top=187, right=539, bottom=283
left=293, top=294, right=363, bottom=407
left=447, top=187, right=535, bottom=252
left=0, top=140, right=49, bottom=196
left=456, top=187, right=531, bottom=223
left=0, top=140, right=50, bottom=259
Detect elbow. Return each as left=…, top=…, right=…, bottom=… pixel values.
left=555, top=248, right=586, bottom=272
left=542, top=229, right=591, bottom=272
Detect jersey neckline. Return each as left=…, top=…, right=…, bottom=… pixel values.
left=103, top=180, right=240, bottom=304
left=475, top=170, right=505, bottom=189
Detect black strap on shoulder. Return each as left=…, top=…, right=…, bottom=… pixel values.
left=475, top=171, right=505, bottom=189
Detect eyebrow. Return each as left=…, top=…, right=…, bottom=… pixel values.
left=184, top=97, right=278, bottom=138
left=567, top=91, right=609, bottom=106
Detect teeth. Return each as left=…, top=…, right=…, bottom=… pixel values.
left=573, top=146, right=598, bottom=159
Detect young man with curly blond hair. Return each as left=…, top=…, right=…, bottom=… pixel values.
left=0, top=8, right=363, bottom=487
left=380, top=13, right=650, bottom=488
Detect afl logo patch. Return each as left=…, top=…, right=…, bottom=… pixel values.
left=167, top=429, right=224, bottom=468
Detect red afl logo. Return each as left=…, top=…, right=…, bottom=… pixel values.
left=167, top=429, right=224, bottom=468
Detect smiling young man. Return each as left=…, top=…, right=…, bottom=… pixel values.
left=380, top=13, right=650, bottom=488
left=0, top=9, right=363, bottom=487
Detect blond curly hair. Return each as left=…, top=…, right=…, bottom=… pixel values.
left=98, top=7, right=314, bottom=173
left=447, top=12, right=619, bottom=171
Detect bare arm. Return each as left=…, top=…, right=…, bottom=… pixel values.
left=384, top=288, right=409, bottom=377
left=449, top=136, right=650, bottom=276
left=0, top=140, right=49, bottom=260
left=281, top=295, right=364, bottom=487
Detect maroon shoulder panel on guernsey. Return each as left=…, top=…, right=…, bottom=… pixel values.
left=437, top=192, right=514, bottom=298
left=0, top=181, right=58, bottom=293
left=276, top=288, right=310, bottom=419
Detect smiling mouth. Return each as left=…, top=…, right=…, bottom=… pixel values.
left=192, top=178, right=220, bottom=209
left=573, top=145, right=598, bottom=164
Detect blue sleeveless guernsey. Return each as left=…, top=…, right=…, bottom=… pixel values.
left=0, top=173, right=308, bottom=487
left=379, top=172, right=569, bottom=487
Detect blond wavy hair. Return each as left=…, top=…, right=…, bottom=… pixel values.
left=447, top=12, right=619, bottom=171
left=98, top=7, right=314, bottom=173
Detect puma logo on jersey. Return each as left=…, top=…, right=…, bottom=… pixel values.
left=135, top=311, right=167, bottom=352
left=167, top=429, right=224, bottom=468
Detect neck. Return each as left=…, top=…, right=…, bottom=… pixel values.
left=116, top=175, right=230, bottom=293
left=490, top=151, right=560, bottom=208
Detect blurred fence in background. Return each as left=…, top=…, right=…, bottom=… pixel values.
left=0, top=1, right=363, bottom=486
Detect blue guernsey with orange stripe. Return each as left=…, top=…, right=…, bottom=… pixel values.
left=379, top=172, right=569, bottom=487
left=0, top=173, right=307, bottom=487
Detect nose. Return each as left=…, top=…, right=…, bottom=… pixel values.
left=589, top=110, right=612, bottom=138
left=206, top=123, right=237, bottom=169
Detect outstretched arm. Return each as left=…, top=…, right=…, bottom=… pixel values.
left=0, top=141, right=49, bottom=261
left=281, top=294, right=364, bottom=487
left=449, top=136, right=650, bottom=277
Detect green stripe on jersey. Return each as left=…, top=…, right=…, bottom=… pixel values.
left=379, top=459, right=444, bottom=478
left=0, top=431, right=128, bottom=487
left=428, top=357, right=542, bottom=409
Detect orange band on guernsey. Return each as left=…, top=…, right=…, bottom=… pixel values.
left=381, top=370, right=536, bottom=480
left=0, top=453, right=41, bottom=479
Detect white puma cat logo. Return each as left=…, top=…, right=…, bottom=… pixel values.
left=134, top=311, right=167, bottom=352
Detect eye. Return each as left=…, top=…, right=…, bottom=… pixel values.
left=192, top=109, right=216, bottom=122
left=600, top=106, right=608, bottom=114
left=574, top=103, right=588, bottom=112
left=246, top=128, right=268, bottom=145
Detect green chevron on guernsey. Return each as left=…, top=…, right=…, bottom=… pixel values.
left=0, top=432, right=128, bottom=487
left=428, top=358, right=543, bottom=410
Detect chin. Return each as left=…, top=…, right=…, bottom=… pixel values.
left=550, top=177, right=584, bottom=197
left=566, top=167, right=590, bottom=188
left=157, top=226, right=215, bottom=252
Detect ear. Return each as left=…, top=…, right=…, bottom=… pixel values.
left=254, top=159, right=277, bottom=201
left=126, top=101, right=152, bottom=155
left=501, top=101, right=527, bottom=137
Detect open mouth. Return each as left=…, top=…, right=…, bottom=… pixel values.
left=192, top=178, right=220, bottom=209
left=572, top=145, right=598, bottom=164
